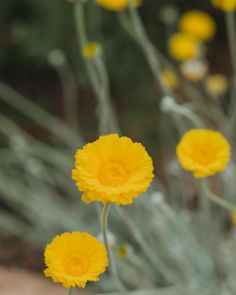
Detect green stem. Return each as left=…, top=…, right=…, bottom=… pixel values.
left=73, top=0, right=120, bottom=135
left=126, top=0, right=170, bottom=97
left=226, top=11, right=236, bottom=134
left=200, top=180, right=236, bottom=212
left=0, top=82, right=81, bottom=148
left=115, top=207, right=181, bottom=285
left=67, top=288, right=73, bottom=295
left=101, top=203, right=126, bottom=293
left=226, top=12, right=236, bottom=79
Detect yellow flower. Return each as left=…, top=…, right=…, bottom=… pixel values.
left=82, top=42, right=101, bottom=59
left=96, top=0, right=141, bottom=11
left=212, top=0, right=236, bottom=12
left=117, top=244, right=129, bottom=258
left=168, top=33, right=200, bottom=61
left=176, top=129, right=230, bottom=178
left=205, top=74, right=228, bottom=97
left=160, top=69, right=178, bottom=89
left=44, top=232, right=108, bottom=288
left=72, top=134, right=154, bottom=205
left=179, top=11, right=216, bottom=41
left=232, top=212, right=236, bottom=226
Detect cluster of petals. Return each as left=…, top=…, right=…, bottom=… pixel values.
left=44, top=232, right=108, bottom=288
left=176, top=129, right=230, bottom=178
left=72, top=134, right=154, bottom=205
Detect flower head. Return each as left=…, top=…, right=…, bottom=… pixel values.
left=212, top=0, right=236, bottom=12
left=232, top=212, right=236, bottom=226
left=117, top=244, right=129, bottom=259
left=180, top=59, right=208, bottom=81
left=176, top=129, right=230, bottom=178
left=205, top=74, right=228, bottom=97
left=179, top=11, right=216, bottom=41
left=82, top=42, right=101, bottom=59
left=44, top=232, right=108, bottom=288
left=160, top=69, right=178, bottom=90
left=96, top=0, right=141, bottom=11
left=72, top=134, right=154, bottom=205
left=168, top=33, right=201, bottom=61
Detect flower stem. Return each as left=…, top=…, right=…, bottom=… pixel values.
left=73, top=0, right=120, bottom=135
left=226, top=11, right=236, bottom=135
left=200, top=180, right=236, bottom=212
left=126, top=1, right=170, bottom=97
left=101, top=203, right=126, bottom=293
left=67, top=288, right=73, bottom=295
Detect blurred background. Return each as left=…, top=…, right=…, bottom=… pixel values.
left=0, top=0, right=235, bottom=294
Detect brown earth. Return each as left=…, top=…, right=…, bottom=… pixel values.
left=0, top=267, right=89, bottom=295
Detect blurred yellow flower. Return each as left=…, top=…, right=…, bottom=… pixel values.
left=212, top=0, right=236, bottom=12
left=44, top=232, right=108, bottom=288
left=160, top=69, right=178, bottom=89
left=205, top=74, right=228, bottom=97
left=72, top=134, right=154, bottom=205
left=96, top=0, right=141, bottom=11
left=82, top=42, right=101, bottom=58
left=168, top=33, right=200, bottom=61
left=232, top=212, right=236, bottom=226
left=179, top=11, right=216, bottom=41
left=176, top=129, right=230, bottom=178
left=117, top=244, right=129, bottom=258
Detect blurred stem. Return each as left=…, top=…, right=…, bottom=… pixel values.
left=54, top=58, right=79, bottom=132
left=121, top=4, right=204, bottom=130
left=74, top=0, right=87, bottom=46
left=173, top=104, right=204, bottom=128
left=73, top=0, right=120, bottom=134
left=226, top=12, right=236, bottom=80
left=0, top=82, right=81, bottom=148
left=101, top=203, right=126, bottom=293
left=0, top=113, right=72, bottom=167
left=67, top=288, right=73, bottom=295
left=115, top=207, right=181, bottom=285
left=226, top=11, right=236, bottom=134
left=199, top=179, right=236, bottom=212
left=126, top=1, right=170, bottom=97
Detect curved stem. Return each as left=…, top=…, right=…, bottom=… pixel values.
left=101, top=203, right=126, bottom=293
left=67, top=288, right=73, bottom=295
left=200, top=180, right=236, bottom=212
left=126, top=1, right=170, bottom=97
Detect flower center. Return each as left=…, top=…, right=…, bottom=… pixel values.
left=194, top=147, right=214, bottom=165
left=98, top=162, right=127, bottom=186
left=63, top=254, right=88, bottom=276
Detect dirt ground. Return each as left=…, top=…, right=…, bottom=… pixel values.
left=0, top=267, right=89, bottom=295
left=0, top=266, right=64, bottom=295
